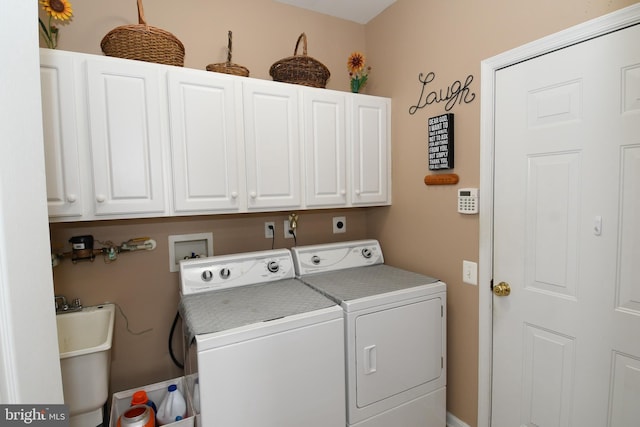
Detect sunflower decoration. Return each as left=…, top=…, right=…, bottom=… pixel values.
left=347, top=52, right=371, bottom=93
left=39, top=0, right=74, bottom=49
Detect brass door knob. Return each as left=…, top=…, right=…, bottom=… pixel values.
left=493, top=281, right=511, bottom=297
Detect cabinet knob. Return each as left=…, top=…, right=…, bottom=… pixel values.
left=340, top=189, right=346, bottom=196
left=231, top=191, right=238, bottom=199
left=250, top=191, right=257, bottom=199
left=96, top=195, right=106, bottom=203
left=355, top=190, right=361, bottom=196
left=66, top=194, right=77, bottom=203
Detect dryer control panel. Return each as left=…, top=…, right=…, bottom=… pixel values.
left=292, top=240, right=383, bottom=276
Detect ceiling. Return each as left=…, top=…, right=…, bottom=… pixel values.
left=274, top=0, right=397, bottom=24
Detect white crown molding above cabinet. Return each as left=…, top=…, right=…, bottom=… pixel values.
left=40, top=49, right=392, bottom=222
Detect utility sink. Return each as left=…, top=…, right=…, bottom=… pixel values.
left=56, top=303, right=115, bottom=427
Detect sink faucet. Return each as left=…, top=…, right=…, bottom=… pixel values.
left=54, top=295, right=67, bottom=312
left=55, top=295, right=82, bottom=313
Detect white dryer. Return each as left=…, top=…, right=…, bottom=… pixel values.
left=292, top=240, right=447, bottom=427
left=179, top=249, right=346, bottom=427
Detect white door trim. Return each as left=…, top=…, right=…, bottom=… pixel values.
left=477, top=4, right=640, bottom=427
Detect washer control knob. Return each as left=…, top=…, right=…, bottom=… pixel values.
left=267, top=261, right=280, bottom=273
left=361, top=248, right=373, bottom=259
left=219, top=268, right=231, bottom=279
left=311, top=255, right=321, bottom=265
left=201, top=270, right=213, bottom=281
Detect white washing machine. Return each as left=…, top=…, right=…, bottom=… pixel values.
left=292, top=240, right=447, bottom=427
left=179, top=249, right=346, bottom=427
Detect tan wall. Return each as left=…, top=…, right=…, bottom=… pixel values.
left=44, top=0, right=366, bottom=91
left=44, top=0, right=638, bottom=425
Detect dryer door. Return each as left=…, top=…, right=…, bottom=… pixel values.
left=355, top=297, right=443, bottom=407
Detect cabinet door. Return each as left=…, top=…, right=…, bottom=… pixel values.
left=86, top=58, right=166, bottom=216
left=243, top=81, right=301, bottom=210
left=39, top=50, right=83, bottom=218
left=351, top=96, right=391, bottom=206
left=168, top=70, right=241, bottom=213
left=302, top=89, right=347, bottom=207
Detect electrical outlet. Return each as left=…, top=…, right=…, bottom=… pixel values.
left=284, top=220, right=294, bottom=239
left=264, top=222, right=275, bottom=238
left=462, top=260, right=478, bottom=285
left=333, top=216, right=346, bottom=234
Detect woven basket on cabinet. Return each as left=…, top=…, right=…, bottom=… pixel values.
left=206, top=31, right=250, bottom=77
left=269, top=33, right=330, bottom=88
left=100, top=0, right=185, bottom=67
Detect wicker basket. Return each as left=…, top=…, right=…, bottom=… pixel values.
left=206, top=31, right=250, bottom=77
left=100, top=0, right=185, bottom=67
left=269, top=33, right=330, bottom=88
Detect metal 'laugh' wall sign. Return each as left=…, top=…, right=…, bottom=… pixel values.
left=409, top=72, right=475, bottom=114
left=428, top=113, right=454, bottom=170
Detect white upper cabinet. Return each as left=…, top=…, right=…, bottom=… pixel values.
left=39, top=49, right=83, bottom=217
left=351, top=95, right=391, bottom=206
left=243, top=80, right=301, bottom=210
left=167, top=69, right=242, bottom=213
left=302, top=88, right=348, bottom=207
left=41, top=50, right=391, bottom=221
left=85, top=57, right=167, bottom=216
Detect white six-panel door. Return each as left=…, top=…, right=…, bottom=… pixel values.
left=492, top=23, right=640, bottom=426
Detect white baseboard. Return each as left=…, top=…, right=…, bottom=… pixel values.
left=447, top=412, right=471, bottom=427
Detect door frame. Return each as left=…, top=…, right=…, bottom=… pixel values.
left=477, top=4, right=640, bottom=427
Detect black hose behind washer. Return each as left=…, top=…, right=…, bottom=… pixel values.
left=169, top=311, right=184, bottom=370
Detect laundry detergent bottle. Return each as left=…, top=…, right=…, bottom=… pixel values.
left=156, top=384, right=187, bottom=425
left=131, top=390, right=157, bottom=424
